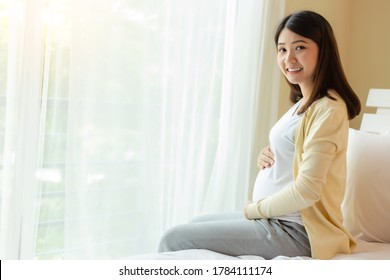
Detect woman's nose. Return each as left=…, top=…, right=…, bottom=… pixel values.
left=285, top=52, right=296, bottom=63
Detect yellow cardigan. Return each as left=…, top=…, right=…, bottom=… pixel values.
left=247, top=92, right=356, bottom=259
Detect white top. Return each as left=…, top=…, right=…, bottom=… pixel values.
left=252, top=101, right=303, bottom=225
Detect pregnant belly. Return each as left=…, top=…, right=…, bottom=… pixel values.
left=251, top=167, right=291, bottom=202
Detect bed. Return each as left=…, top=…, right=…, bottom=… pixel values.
left=130, top=88, right=390, bottom=260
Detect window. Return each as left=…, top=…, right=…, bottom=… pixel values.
left=0, top=0, right=282, bottom=259
left=0, top=0, right=9, bottom=241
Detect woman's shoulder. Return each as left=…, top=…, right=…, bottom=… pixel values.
left=300, top=91, right=349, bottom=139
left=309, top=91, right=347, bottom=114
left=302, top=91, right=348, bottom=128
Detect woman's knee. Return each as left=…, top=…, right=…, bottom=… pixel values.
left=158, top=224, right=192, bottom=252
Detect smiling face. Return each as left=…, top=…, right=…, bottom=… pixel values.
left=277, top=28, right=319, bottom=97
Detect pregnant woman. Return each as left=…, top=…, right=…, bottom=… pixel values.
left=158, top=10, right=361, bottom=260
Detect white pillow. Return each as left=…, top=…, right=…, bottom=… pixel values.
left=380, top=127, right=390, bottom=136
left=342, top=128, right=390, bottom=242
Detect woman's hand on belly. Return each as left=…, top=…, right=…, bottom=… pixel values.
left=257, top=146, right=275, bottom=170
left=243, top=201, right=252, bottom=219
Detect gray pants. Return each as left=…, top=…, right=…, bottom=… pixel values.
left=158, top=212, right=311, bottom=259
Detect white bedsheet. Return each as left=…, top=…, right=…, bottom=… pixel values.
left=128, top=240, right=390, bottom=260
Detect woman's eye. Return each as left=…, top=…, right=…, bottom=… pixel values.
left=296, top=46, right=306, bottom=50
left=278, top=48, right=286, bottom=53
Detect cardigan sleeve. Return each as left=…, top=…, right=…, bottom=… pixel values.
left=246, top=101, right=348, bottom=219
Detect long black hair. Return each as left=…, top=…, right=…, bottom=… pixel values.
left=274, top=10, right=361, bottom=119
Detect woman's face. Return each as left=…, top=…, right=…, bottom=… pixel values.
left=277, top=28, right=319, bottom=96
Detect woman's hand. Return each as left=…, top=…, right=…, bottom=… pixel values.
left=256, top=146, right=275, bottom=169
left=243, top=201, right=251, bottom=219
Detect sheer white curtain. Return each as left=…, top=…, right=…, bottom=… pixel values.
left=0, top=0, right=45, bottom=259
left=0, top=0, right=283, bottom=259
